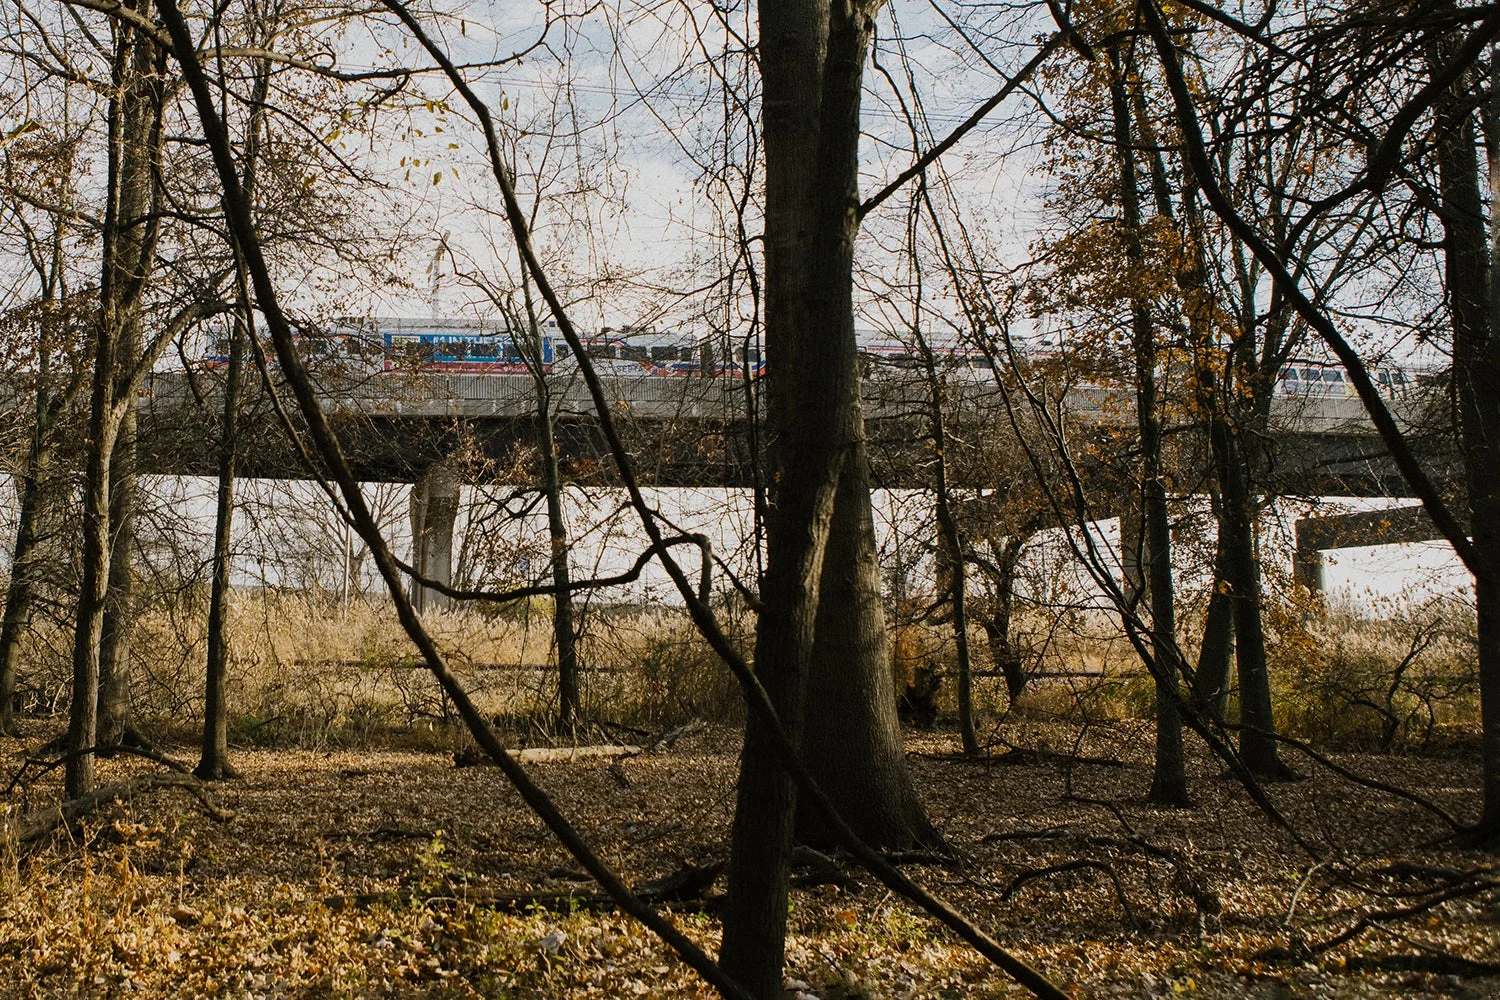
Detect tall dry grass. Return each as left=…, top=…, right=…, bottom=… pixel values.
left=4, top=570, right=1479, bottom=753
left=0, top=589, right=747, bottom=747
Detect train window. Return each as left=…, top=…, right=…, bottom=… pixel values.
left=1377, top=371, right=1391, bottom=385
left=1392, top=371, right=1407, bottom=384
left=622, top=345, right=649, bottom=362
left=1282, top=370, right=1299, bottom=380
left=651, top=346, right=678, bottom=362
left=1324, top=370, right=1343, bottom=382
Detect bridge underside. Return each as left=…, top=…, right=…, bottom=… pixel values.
left=106, top=374, right=1467, bottom=605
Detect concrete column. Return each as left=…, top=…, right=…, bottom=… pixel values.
left=409, top=458, right=460, bottom=614
left=1292, top=542, right=1325, bottom=594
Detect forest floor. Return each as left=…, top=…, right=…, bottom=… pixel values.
left=0, top=719, right=1496, bottom=999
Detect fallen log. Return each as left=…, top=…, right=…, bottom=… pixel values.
left=453, top=744, right=643, bottom=767
left=1, top=773, right=234, bottom=848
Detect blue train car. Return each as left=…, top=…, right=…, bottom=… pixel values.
left=378, top=317, right=554, bottom=374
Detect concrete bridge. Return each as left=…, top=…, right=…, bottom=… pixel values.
left=135, top=367, right=1445, bottom=486
left=126, top=366, right=1458, bottom=606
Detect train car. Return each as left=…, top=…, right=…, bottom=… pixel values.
left=378, top=317, right=554, bottom=374
left=650, top=336, right=765, bottom=378
left=560, top=329, right=764, bottom=378
left=1276, top=360, right=1411, bottom=396
left=858, top=337, right=993, bottom=378
left=198, top=322, right=383, bottom=375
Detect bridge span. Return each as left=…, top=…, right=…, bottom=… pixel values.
left=136, top=368, right=1445, bottom=489
left=124, top=367, right=1455, bottom=606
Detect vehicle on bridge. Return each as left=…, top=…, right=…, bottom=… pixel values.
left=201, top=316, right=555, bottom=375
left=1276, top=359, right=1412, bottom=396
left=377, top=317, right=554, bottom=374
left=558, top=329, right=764, bottom=378
left=857, top=336, right=995, bottom=379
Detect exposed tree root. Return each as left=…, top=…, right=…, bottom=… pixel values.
left=1343, top=952, right=1500, bottom=976
left=1256, top=877, right=1500, bottom=963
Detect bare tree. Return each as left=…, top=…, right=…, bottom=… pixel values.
left=1137, top=0, right=1500, bottom=839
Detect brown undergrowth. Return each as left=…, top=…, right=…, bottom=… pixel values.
left=0, top=721, right=1496, bottom=999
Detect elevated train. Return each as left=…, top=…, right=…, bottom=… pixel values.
left=204, top=318, right=1417, bottom=393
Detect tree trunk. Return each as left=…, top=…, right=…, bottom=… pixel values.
left=0, top=421, right=54, bottom=737
left=540, top=420, right=579, bottom=734
left=69, top=10, right=164, bottom=795
left=197, top=307, right=246, bottom=781
left=925, top=355, right=980, bottom=755
left=1431, top=44, right=1500, bottom=840
left=976, top=535, right=1028, bottom=704
left=525, top=292, right=580, bottom=735
left=83, top=7, right=165, bottom=763
left=67, top=332, right=118, bottom=798
left=97, top=398, right=138, bottom=747
left=1109, top=51, right=1189, bottom=808
left=1209, top=414, right=1285, bottom=777
left=1191, top=529, right=1235, bottom=723
left=799, top=445, right=942, bottom=848
left=720, top=0, right=879, bottom=992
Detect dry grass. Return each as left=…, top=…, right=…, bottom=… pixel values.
left=0, top=594, right=748, bottom=749
left=9, top=586, right=1480, bottom=755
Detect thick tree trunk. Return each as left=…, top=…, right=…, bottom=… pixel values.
left=720, top=0, right=829, bottom=990
left=721, top=0, right=884, bottom=992
left=799, top=446, right=941, bottom=848
left=1431, top=50, right=1500, bottom=840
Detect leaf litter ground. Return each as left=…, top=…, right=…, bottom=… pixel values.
left=1, top=719, right=1496, bottom=999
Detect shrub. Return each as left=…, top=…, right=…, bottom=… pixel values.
left=1271, top=594, right=1478, bottom=750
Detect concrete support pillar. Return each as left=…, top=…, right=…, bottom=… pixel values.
left=1292, top=543, right=1325, bottom=594
left=409, top=458, right=460, bottom=614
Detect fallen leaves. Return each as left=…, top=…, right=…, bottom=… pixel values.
left=0, top=721, right=1496, bottom=998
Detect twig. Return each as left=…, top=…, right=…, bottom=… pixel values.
left=1282, top=861, right=1330, bottom=928
left=981, top=825, right=1071, bottom=843
left=1258, top=878, right=1500, bottom=961
left=1000, top=860, right=1142, bottom=929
